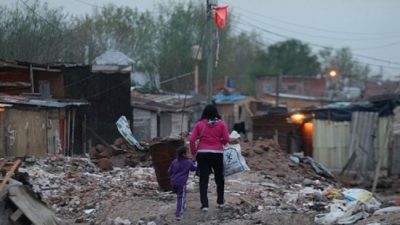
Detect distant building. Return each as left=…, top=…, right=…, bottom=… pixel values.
left=256, top=75, right=326, bottom=98
left=255, top=75, right=399, bottom=110
left=363, top=80, right=399, bottom=99
left=256, top=75, right=328, bottom=110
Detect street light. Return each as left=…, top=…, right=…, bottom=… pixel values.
left=329, top=69, right=338, bottom=78
left=326, top=68, right=340, bottom=100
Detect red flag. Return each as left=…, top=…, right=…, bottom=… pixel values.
left=213, top=5, right=228, bottom=30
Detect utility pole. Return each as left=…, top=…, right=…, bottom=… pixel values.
left=192, top=45, right=202, bottom=94
left=206, top=0, right=217, bottom=103
left=275, top=73, right=281, bottom=106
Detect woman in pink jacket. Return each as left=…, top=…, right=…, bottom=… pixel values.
left=190, top=104, right=229, bottom=212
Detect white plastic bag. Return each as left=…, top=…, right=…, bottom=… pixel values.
left=223, top=144, right=250, bottom=176
left=116, top=115, right=144, bottom=151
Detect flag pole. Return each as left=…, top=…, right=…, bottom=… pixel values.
left=206, top=0, right=217, bottom=103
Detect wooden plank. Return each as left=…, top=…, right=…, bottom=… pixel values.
left=0, top=159, right=21, bottom=192
left=8, top=186, right=60, bottom=225
left=10, top=209, right=23, bottom=223
left=0, top=185, right=8, bottom=201
left=0, top=161, right=7, bottom=171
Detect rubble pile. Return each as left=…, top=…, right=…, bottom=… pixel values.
left=241, top=138, right=334, bottom=185
left=17, top=156, right=163, bottom=224
left=89, top=138, right=150, bottom=171
left=2, top=137, right=396, bottom=225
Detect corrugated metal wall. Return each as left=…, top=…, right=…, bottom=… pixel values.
left=391, top=107, right=400, bottom=175
left=393, top=106, right=400, bottom=134
left=313, top=120, right=351, bottom=171
left=171, top=113, right=188, bottom=137
left=133, top=108, right=152, bottom=141
left=313, top=115, right=392, bottom=173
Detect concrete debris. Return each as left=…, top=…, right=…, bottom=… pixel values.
left=16, top=156, right=159, bottom=224
left=89, top=137, right=150, bottom=170
left=112, top=217, right=131, bottom=225
left=0, top=137, right=397, bottom=225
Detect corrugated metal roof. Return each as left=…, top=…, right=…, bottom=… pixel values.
left=0, top=94, right=88, bottom=108
left=92, top=50, right=134, bottom=65
left=265, top=92, right=322, bottom=100
left=131, top=92, right=206, bottom=112
left=0, top=59, right=61, bottom=72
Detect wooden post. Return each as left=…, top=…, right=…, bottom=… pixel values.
left=29, top=64, right=34, bottom=93
left=0, top=159, right=21, bottom=193
left=372, top=118, right=392, bottom=193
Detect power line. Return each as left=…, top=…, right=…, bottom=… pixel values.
left=233, top=16, right=400, bottom=67
left=352, top=41, right=400, bottom=51
left=19, top=0, right=59, bottom=30
left=354, top=54, right=400, bottom=66
left=232, top=5, right=400, bottom=37
left=72, top=0, right=160, bottom=15
left=231, top=21, right=400, bottom=72
left=73, top=0, right=98, bottom=8
left=234, top=16, right=400, bottom=52
left=236, top=12, right=400, bottom=42
left=160, top=72, right=194, bottom=84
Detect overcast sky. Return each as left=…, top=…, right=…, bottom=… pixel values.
left=2, top=0, right=400, bottom=78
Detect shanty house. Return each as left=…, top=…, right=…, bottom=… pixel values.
left=0, top=60, right=89, bottom=157
left=131, top=91, right=206, bottom=141
left=213, top=91, right=256, bottom=136
left=290, top=97, right=400, bottom=186
left=60, top=51, right=133, bottom=152
left=0, top=94, right=88, bottom=157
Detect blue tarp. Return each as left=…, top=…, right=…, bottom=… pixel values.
left=213, top=92, right=246, bottom=103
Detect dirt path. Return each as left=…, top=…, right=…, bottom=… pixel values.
left=92, top=171, right=317, bottom=225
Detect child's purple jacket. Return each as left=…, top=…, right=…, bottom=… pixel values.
left=168, top=158, right=197, bottom=186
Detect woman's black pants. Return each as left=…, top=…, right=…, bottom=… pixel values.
left=196, top=152, right=224, bottom=208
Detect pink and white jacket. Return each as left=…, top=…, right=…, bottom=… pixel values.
left=189, top=118, right=229, bottom=158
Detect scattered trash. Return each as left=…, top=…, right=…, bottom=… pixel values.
left=314, top=200, right=367, bottom=225
left=373, top=206, right=400, bottom=216
left=116, top=115, right=145, bottom=151
left=112, top=217, right=132, bottom=225
left=342, top=188, right=373, bottom=202
left=302, top=156, right=335, bottom=179
left=1, top=136, right=397, bottom=225
left=289, top=155, right=300, bottom=164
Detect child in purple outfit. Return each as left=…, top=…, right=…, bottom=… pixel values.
left=168, top=146, right=197, bottom=220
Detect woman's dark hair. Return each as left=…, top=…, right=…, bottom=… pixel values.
left=176, top=146, right=188, bottom=159
left=200, top=104, right=221, bottom=120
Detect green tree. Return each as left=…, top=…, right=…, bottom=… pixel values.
left=0, top=0, right=72, bottom=63
left=72, top=5, right=157, bottom=68
left=154, top=1, right=206, bottom=92
left=215, top=30, right=264, bottom=94
left=319, top=47, right=370, bottom=85
left=251, top=39, right=320, bottom=76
